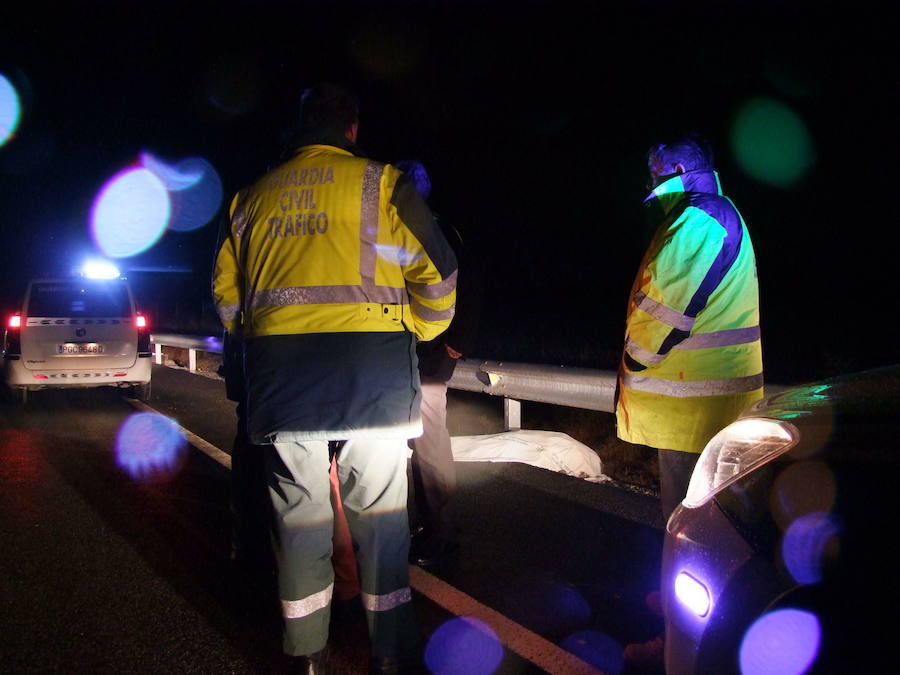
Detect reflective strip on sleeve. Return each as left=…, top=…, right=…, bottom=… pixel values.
left=361, top=587, right=412, bottom=613
left=250, top=284, right=406, bottom=310
left=622, top=372, right=764, bottom=397
left=232, top=190, right=250, bottom=238
left=676, top=326, right=761, bottom=350
left=410, top=297, right=455, bottom=322
left=625, top=336, right=666, bottom=365
left=282, top=582, right=334, bottom=620
left=633, top=291, right=695, bottom=331
left=216, top=303, right=240, bottom=323
left=408, top=269, right=457, bottom=300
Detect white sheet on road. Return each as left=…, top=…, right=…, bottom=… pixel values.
left=450, top=429, right=610, bottom=483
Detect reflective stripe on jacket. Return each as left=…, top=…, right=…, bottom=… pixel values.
left=213, top=143, right=456, bottom=341
left=212, top=136, right=457, bottom=443
left=615, top=170, right=763, bottom=453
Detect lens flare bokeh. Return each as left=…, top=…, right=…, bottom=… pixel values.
left=739, top=608, right=821, bottom=675
left=91, top=167, right=171, bottom=258
left=782, top=512, right=840, bottom=585
left=503, top=573, right=592, bottom=636
left=730, top=97, right=815, bottom=188
left=770, top=461, right=837, bottom=531
left=560, top=630, right=624, bottom=674
left=0, top=73, right=22, bottom=146
left=115, top=412, right=187, bottom=482
left=424, top=616, right=503, bottom=675
left=141, top=153, right=223, bottom=232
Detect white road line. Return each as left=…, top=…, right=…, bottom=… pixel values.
left=127, top=399, right=232, bottom=470
left=410, top=566, right=604, bottom=674
left=125, top=398, right=605, bottom=675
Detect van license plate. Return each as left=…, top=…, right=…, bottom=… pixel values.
left=57, top=343, right=104, bottom=354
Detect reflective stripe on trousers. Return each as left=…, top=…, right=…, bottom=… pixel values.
left=266, top=436, right=416, bottom=659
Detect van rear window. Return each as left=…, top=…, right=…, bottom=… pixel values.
left=27, top=281, right=132, bottom=317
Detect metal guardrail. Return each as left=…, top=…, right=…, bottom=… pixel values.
left=150, top=333, right=618, bottom=430
left=151, top=333, right=785, bottom=431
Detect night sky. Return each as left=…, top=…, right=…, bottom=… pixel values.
left=2, top=2, right=898, bottom=383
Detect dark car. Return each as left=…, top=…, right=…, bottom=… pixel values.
left=662, top=365, right=900, bottom=674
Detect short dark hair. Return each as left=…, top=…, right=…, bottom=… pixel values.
left=299, top=83, right=359, bottom=135
left=394, top=159, right=431, bottom=201
left=648, top=133, right=715, bottom=172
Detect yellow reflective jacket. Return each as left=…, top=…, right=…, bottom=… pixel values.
left=213, top=143, right=456, bottom=341
left=616, top=170, right=763, bottom=453
left=212, top=135, right=457, bottom=442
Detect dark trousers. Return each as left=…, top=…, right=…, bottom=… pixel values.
left=231, top=402, right=275, bottom=567
left=657, top=447, right=701, bottom=523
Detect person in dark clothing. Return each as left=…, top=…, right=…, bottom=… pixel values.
left=394, top=160, right=482, bottom=568
left=219, top=329, right=276, bottom=574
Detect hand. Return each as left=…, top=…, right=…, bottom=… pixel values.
left=445, top=344, right=462, bottom=359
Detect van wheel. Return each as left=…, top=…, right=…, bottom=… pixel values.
left=132, top=382, right=152, bottom=401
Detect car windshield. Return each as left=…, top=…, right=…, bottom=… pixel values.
left=27, top=281, right=131, bottom=318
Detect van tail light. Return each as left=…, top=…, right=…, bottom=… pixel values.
left=4, top=314, right=22, bottom=357
left=136, top=314, right=151, bottom=356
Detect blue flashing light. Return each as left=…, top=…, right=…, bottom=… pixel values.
left=82, top=260, right=121, bottom=279
left=674, top=571, right=711, bottom=617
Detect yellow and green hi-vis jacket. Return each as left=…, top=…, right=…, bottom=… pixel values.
left=616, top=170, right=763, bottom=454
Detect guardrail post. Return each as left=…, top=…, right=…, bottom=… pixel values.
left=188, top=348, right=197, bottom=372
left=504, top=397, right=522, bottom=431
left=154, top=342, right=163, bottom=365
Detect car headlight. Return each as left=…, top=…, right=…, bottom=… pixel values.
left=682, top=418, right=798, bottom=508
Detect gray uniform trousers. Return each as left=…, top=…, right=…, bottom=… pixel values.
left=409, top=377, right=457, bottom=540
left=266, top=436, right=418, bottom=659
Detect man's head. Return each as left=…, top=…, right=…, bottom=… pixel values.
left=646, top=133, right=715, bottom=189
left=394, top=159, right=431, bottom=201
left=298, top=83, right=359, bottom=142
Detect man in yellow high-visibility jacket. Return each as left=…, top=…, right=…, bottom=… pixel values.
left=213, top=83, right=457, bottom=673
left=616, top=133, right=763, bottom=522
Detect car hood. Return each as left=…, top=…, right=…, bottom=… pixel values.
left=742, top=364, right=900, bottom=462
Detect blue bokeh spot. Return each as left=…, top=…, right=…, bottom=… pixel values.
left=91, top=167, right=170, bottom=258
left=115, top=412, right=187, bottom=482
left=141, top=153, right=223, bottom=232
left=782, top=512, right=840, bottom=585
left=740, top=608, right=821, bottom=675
left=424, top=617, right=503, bottom=675
left=561, top=630, right=624, bottom=674
left=0, top=74, right=22, bottom=146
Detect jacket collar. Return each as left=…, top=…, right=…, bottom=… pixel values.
left=643, top=170, right=723, bottom=215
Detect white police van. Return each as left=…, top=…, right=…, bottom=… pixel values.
left=2, top=263, right=152, bottom=403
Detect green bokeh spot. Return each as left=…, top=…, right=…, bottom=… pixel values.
left=731, top=98, right=815, bottom=188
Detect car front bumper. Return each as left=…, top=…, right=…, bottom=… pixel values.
left=662, top=498, right=786, bottom=675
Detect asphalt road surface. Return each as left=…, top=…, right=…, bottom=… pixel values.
left=0, top=365, right=665, bottom=674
